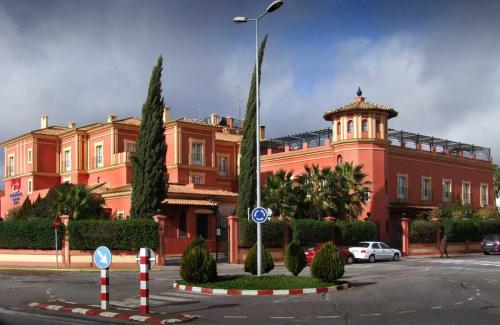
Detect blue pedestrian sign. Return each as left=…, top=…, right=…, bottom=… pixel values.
left=251, top=207, right=268, bottom=224
left=94, top=246, right=112, bottom=269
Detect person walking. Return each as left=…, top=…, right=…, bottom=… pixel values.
left=440, top=235, right=449, bottom=258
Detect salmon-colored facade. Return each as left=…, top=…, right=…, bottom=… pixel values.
left=261, top=90, right=494, bottom=242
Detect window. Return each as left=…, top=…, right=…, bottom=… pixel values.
left=117, top=211, right=125, bottom=220
left=376, top=120, right=381, bottom=133
left=380, top=243, right=390, bottom=249
left=397, top=174, right=408, bottom=199
left=363, top=187, right=371, bottom=202
left=179, top=210, right=187, bottom=238
left=196, top=214, right=208, bottom=239
left=337, top=121, right=341, bottom=135
left=372, top=243, right=381, bottom=249
left=190, top=141, right=204, bottom=166
left=218, top=155, right=229, bottom=176
left=443, top=179, right=452, bottom=202
left=63, top=149, right=71, bottom=172
left=95, top=144, right=104, bottom=168
left=125, top=141, right=136, bottom=154
left=8, top=155, right=14, bottom=176
left=28, top=179, right=33, bottom=194
left=337, top=155, right=343, bottom=165
left=422, top=177, right=431, bottom=201
left=361, top=119, right=368, bottom=132
left=480, top=184, right=489, bottom=207
left=193, top=175, right=204, bottom=184
left=347, top=120, right=354, bottom=133
left=462, top=182, right=471, bottom=204
left=27, top=149, right=32, bottom=164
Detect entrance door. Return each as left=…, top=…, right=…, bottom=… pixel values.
left=196, top=214, right=209, bottom=239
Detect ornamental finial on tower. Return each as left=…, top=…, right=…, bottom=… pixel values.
left=357, top=87, right=362, bottom=97
left=355, top=87, right=365, bottom=103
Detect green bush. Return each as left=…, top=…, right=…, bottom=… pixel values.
left=474, top=219, right=500, bottom=238
left=68, top=219, right=158, bottom=250
left=410, top=220, right=440, bottom=243
left=443, top=219, right=477, bottom=242
left=284, top=240, right=307, bottom=276
left=0, top=219, right=63, bottom=249
left=292, top=219, right=336, bottom=246
left=239, top=218, right=285, bottom=248
left=180, top=239, right=217, bottom=283
left=310, top=242, right=344, bottom=282
left=336, top=221, right=377, bottom=245
left=244, top=244, right=274, bottom=275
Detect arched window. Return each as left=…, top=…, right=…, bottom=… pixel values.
left=178, top=210, right=187, bottom=238
left=337, top=155, right=343, bottom=165
left=376, top=119, right=381, bottom=133
left=347, top=120, right=354, bottom=133
left=362, top=119, right=368, bottom=132
left=337, top=121, right=341, bottom=135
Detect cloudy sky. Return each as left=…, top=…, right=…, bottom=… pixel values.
left=1, top=0, right=500, bottom=189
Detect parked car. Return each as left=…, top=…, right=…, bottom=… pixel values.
left=481, top=234, right=500, bottom=255
left=349, top=241, right=401, bottom=262
left=304, top=244, right=355, bottom=265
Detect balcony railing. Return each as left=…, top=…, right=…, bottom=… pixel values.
left=421, top=189, right=433, bottom=202
left=397, top=188, right=409, bottom=201
left=189, top=154, right=206, bottom=167
left=114, top=151, right=133, bottom=164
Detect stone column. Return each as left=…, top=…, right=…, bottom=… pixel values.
left=153, top=214, right=167, bottom=266
left=400, top=217, right=410, bottom=256
left=227, top=215, right=239, bottom=264
left=60, top=215, right=71, bottom=267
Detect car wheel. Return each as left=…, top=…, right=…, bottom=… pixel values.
left=369, top=254, right=375, bottom=263
left=484, top=251, right=490, bottom=255
left=393, top=253, right=400, bottom=261
left=346, top=256, right=354, bottom=264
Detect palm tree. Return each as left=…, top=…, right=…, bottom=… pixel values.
left=53, top=184, right=105, bottom=220
left=263, top=169, right=297, bottom=221
left=297, top=165, right=337, bottom=219
left=333, top=162, right=371, bottom=220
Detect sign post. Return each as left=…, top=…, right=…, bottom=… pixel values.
left=52, top=217, right=61, bottom=270
left=93, top=246, right=112, bottom=310
left=251, top=207, right=270, bottom=276
left=136, top=248, right=156, bottom=315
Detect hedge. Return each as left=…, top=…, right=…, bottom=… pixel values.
left=410, top=220, right=440, bottom=243
left=292, top=219, right=336, bottom=246
left=68, top=219, right=158, bottom=250
left=335, top=220, right=377, bottom=245
left=0, top=219, right=63, bottom=249
left=239, top=218, right=285, bottom=248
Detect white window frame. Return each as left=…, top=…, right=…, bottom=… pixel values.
left=27, top=148, right=32, bottom=164
left=217, top=154, right=229, bottom=176
left=421, top=176, right=432, bottom=201
left=189, top=138, right=205, bottom=166
left=28, top=178, right=33, bottom=194
left=347, top=120, right=354, bottom=133
left=117, top=211, right=125, bottom=220
left=397, top=173, right=408, bottom=200
left=462, top=181, right=471, bottom=205
left=8, top=154, right=14, bottom=177
left=442, top=179, right=452, bottom=203
left=94, top=142, right=104, bottom=168
left=63, top=177, right=72, bottom=184
left=63, top=147, right=72, bottom=173
left=480, top=183, right=489, bottom=207
left=361, top=119, right=368, bottom=132
left=190, top=172, right=205, bottom=185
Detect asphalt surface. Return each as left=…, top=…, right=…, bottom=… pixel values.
left=1, top=254, right=500, bottom=324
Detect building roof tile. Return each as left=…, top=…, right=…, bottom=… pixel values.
left=324, top=89, right=398, bottom=120
left=215, top=132, right=242, bottom=143
left=97, top=183, right=238, bottom=198
left=163, top=198, right=218, bottom=206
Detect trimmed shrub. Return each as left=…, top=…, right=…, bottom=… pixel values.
left=0, top=219, right=64, bottom=249
left=336, top=221, right=377, bottom=245
left=68, top=219, right=158, bottom=250
left=292, top=219, right=336, bottom=246
left=180, top=242, right=217, bottom=283
left=410, top=220, right=440, bottom=243
left=239, top=218, right=285, bottom=248
left=284, top=240, right=307, bottom=276
left=244, top=244, right=274, bottom=275
left=442, top=219, right=477, bottom=242
left=310, top=242, right=344, bottom=282
left=474, top=219, right=500, bottom=238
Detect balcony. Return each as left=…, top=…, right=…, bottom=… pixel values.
left=189, top=154, right=206, bottom=167
left=114, top=151, right=133, bottom=164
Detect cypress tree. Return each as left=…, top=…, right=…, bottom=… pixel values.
left=236, top=35, right=268, bottom=219
left=131, top=56, right=168, bottom=219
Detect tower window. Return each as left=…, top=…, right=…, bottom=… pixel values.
left=347, top=120, right=354, bottom=133
left=337, top=122, right=341, bottom=135
left=337, top=155, right=343, bottom=165
left=362, top=119, right=368, bottom=132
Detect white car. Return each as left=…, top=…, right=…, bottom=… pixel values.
left=349, top=241, right=401, bottom=263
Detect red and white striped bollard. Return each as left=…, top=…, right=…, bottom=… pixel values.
left=101, top=268, right=109, bottom=310
left=139, top=248, right=150, bottom=314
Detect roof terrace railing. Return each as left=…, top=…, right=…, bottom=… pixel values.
left=260, top=128, right=332, bottom=155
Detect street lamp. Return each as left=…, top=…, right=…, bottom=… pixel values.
left=233, top=0, right=284, bottom=276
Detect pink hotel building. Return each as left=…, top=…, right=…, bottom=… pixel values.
left=0, top=91, right=495, bottom=254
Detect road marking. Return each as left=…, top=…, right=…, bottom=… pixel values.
left=399, top=310, right=416, bottom=314
left=431, top=306, right=442, bottom=310
left=468, top=297, right=475, bottom=301
left=316, top=315, right=341, bottom=318
left=360, top=313, right=381, bottom=317
left=224, top=316, right=247, bottom=319
left=270, top=316, right=295, bottom=319
left=454, top=302, right=464, bottom=305
left=149, top=294, right=191, bottom=302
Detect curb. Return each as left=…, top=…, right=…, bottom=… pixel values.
left=29, top=302, right=195, bottom=324
left=173, top=281, right=350, bottom=296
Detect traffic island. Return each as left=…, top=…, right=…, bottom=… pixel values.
left=173, top=275, right=350, bottom=296
left=29, top=302, right=196, bottom=324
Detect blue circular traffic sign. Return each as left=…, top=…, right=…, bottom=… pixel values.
left=251, top=207, right=268, bottom=224
left=93, top=246, right=112, bottom=269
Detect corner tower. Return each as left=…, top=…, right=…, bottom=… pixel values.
left=323, top=88, right=398, bottom=241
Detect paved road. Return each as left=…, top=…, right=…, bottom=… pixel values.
left=1, top=254, right=500, bottom=324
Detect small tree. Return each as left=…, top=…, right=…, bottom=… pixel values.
left=52, top=184, right=105, bottom=220
left=310, top=242, right=344, bottom=282
left=284, top=240, right=307, bottom=276
left=180, top=237, right=217, bottom=283
left=244, top=243, right=274, bottom=275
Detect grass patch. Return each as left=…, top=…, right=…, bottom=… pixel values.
left=176, top=275, right=344, bottom=290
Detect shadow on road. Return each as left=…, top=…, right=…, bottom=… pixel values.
left=349, top=281, right=377, bottom=288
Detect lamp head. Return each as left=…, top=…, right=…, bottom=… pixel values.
left=233, top=16, right=248, bottom=23
left=266, top=0, right=284, bottom=13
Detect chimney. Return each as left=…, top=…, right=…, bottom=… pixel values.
left=163, top=106, right=171, bottom=123
left=40, top=115, right=49, bottom=129
left=226, top=116, right=234, bottom=129
left=107, top=114, right=117, bottom=123
left=260, top=125, right=266, bottom=140
left=210, top=113, right=219, bottom=125
left=68, top=122, right=77, bottom=129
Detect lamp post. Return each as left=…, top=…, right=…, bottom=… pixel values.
left=234, top=0, right=283, bottom=276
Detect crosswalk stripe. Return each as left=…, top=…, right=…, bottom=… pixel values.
left=417, top=259, right=500, bottom=267
left=110, top=291, right=210, bottom=308
left=159, top=291, right=210, bottom=299
left=149, top=294, right=191, bottom=302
